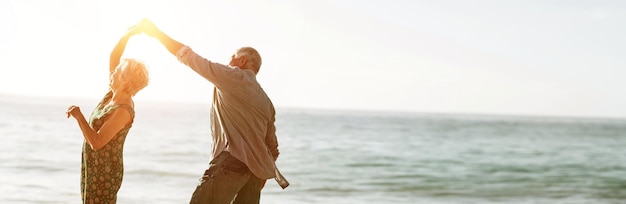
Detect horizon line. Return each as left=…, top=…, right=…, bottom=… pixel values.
left=2, top=91, right=625, bottom=122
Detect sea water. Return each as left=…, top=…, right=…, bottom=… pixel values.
left=1, top=94, right=625, bottom=204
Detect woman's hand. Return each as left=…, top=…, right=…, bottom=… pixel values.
left=125, top=23, right=143, bottom=37
left=66, top=105, right=81, bottom=119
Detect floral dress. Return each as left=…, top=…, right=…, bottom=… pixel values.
left=81, top=91, right=134, bottom=204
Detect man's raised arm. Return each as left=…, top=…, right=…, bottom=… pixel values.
left=139, top=18, right=184, bottom=56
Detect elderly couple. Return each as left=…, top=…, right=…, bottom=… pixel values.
left=66, top=19, right=288, bottom=204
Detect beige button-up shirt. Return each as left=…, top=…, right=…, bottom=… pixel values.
left=176, top=46, right=279, bottom=179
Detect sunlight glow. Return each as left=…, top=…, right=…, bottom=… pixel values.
left=1, top=1, right=625, bottom=118
left=92, top=1, right=177, bottom=61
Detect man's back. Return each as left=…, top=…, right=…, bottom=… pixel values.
left=177, top=46, right=279, bottom=179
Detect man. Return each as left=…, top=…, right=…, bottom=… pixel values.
left=138, top=18, right=288, bottom=204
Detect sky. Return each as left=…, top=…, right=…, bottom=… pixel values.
left=1, top=0, right=625, bottom=118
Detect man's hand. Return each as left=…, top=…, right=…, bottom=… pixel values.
left=133, top=17, right=184, bottom=56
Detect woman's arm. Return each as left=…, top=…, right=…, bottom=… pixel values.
left=109, top=26, right=142, bottom=74
left=66, top=106, right=132, bottom=150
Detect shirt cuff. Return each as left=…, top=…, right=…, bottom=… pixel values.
left=176, top=45, right=191, bottom=59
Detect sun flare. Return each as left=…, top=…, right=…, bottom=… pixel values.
left=96, top=1, right=173, bottom=61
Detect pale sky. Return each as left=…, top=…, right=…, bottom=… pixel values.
left=1, top=0, right=625, bottom=118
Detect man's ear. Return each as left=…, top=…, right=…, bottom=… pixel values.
left=240, top=56, right=248, bottom=67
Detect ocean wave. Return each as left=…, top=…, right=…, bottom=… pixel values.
left=4, top=95, right=626, bottom=204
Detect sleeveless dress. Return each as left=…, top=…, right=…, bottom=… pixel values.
left=81, top=91, right=135, bottom=204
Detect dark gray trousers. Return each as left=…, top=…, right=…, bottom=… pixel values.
left=190, top=152, right=263, bottom=204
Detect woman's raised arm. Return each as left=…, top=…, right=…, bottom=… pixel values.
left=109, top=26, right=142, bottom=74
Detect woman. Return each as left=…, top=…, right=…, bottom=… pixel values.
left=66, top=26, right=149, bottom=204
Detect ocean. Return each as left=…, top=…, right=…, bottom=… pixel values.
left=1, top=94, right=625, bottom=204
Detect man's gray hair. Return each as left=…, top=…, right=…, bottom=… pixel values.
left=237, top=47, right=262, bottom=73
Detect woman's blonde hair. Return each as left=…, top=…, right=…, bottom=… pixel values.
left=117, top=58, right=149, bottom=96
